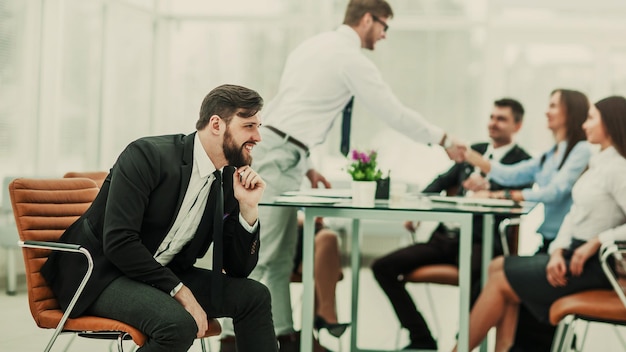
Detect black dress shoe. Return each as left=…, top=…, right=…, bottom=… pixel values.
left=402, top=337, right=438, bottom=350
left=313, top=315, right=351, bottom=338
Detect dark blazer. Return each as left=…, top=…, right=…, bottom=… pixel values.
left=423, top=142, right=532, bottom=241
left=42, top=132, right=260, bottom=317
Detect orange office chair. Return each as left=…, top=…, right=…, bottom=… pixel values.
left=549, top=241, right=626, bottom=352
left=9, top=177, right=221, bottom=352
left=63, top=171, right=109, bottom=188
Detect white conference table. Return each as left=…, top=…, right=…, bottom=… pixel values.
left=262, top=194, right=535, bottom=352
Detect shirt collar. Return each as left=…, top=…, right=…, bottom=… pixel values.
left=337, top=25, right=361, bottom=48
left=485, top=142, right=515, bottom=162
left=193, top=133, right=217, bottom=178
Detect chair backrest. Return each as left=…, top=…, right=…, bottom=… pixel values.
left=8, top=178, right=100, bottom=327
left=63, top=171, right=108, bottom=188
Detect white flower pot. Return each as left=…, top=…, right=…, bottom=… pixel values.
left=351, top=180, right=377, bottom=207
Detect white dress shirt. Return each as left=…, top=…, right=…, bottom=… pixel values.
left=262, top=25, right=444, bottom=149
left=549, top=146, right=626, bottom=253
left=472, top=142, right=515, bottom=175
left=154, top=134, right=258, bottom=295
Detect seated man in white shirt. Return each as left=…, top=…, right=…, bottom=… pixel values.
left=372, top=98, right=532, bottom=350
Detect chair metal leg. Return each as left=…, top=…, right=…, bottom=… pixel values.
left=201, top=338, right=207, bottom=352
left=613, top=325, right=626, bottom=350
left=561, top=318, right=578, bottom=352
left=551, top=315, right=573, bottom=352
left=6, top=247, right=17, bottom=295
left=117, top=334, right=125, bottom=352
left=576, top=321, right=591, bottom=352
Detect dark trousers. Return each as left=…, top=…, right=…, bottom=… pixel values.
left=86, top=268, right=278, bottom=352
left=371, top=230, right=504, bottom=342
left=511, top=238, right=557, bottom=352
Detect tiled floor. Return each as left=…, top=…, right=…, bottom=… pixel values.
left=2, top=267, right=626, bottom=352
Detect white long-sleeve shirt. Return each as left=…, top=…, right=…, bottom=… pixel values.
left=549, top=146, right=626, bottom=253
left=262, top=25, right=445, bottom=149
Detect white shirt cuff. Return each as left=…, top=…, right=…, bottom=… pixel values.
left=170, top=282, right=183, bottom=297
left=239, top=213, right=259, bottom=233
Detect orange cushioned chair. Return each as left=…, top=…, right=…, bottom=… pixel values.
left=63, top=171, right=109, bottom=188
left=549, top=241, right=626, bottom=352
left=9, top=177, right=220, bottom=352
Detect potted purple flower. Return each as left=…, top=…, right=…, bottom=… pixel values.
left=347, top=149, right=382, bottom=206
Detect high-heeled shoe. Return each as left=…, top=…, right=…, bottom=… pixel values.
left=314, top=315, right=351, bottom=338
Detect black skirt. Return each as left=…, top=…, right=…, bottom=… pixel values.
left=504, top=240, right=612, bottom=324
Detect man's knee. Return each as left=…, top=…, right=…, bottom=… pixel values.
left=371, top=257, right=392, bottom=282
left=241, top=279, right=272, bottom=309
left=151, top=311, right=197, bottom=349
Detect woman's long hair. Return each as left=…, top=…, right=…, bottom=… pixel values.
left=595, top=96, right=626, bottom=159
left=551, top=89, right=589, bottom=169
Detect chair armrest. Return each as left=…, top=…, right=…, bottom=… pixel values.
left=498, top=217, right=521, bottom=256
left=18, top=239, right=94, bottom=344
left=20, top=240, right=82, bottom=251
left=600, top=240, right=626, bottom=309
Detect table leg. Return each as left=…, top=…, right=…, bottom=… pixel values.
left=479, top=214, right=494, bottom=352
left=457, top=214, right=473, bottom=352
left=301, top=212, right=315, bottom=352
left=350, top=219, right=361, bottom=352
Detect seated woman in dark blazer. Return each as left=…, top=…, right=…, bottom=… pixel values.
left=452, top=96, right=626, bottom=352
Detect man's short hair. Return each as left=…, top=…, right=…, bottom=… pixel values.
left=494, top=98, right=525, bottom=123
left=196, top=84, right=263, bottom=130
left=343, top=0, right=394, bottom=26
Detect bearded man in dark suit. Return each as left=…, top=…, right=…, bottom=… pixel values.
left=41, top=84, right=278, bottom=352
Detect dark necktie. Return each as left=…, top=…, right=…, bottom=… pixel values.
left=340, top=97, right=354, bottom=156
left=211, top=169, right=224, bottom=307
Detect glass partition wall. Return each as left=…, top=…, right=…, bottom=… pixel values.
left=2, top=0, right=626, bottom=187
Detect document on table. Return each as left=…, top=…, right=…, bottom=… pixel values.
left=273, top=195, right=342, bottom=204
left=281, top=189, right=352, bottom=198
left=428, top=195, right=520, bottom=207
left=274, top=188, right=352, bottom=204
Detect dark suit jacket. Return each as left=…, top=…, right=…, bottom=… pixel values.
left=423, top=142, right=532, bottom=242
left=41, top=132, right=260, bottom=317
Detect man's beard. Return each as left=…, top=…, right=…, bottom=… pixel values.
left=223, top=128, right=252, bottom=167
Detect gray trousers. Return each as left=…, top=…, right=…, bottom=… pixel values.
left=223, top=127, right=308, bottom=337
left=87, top=268, right=277, bottom=352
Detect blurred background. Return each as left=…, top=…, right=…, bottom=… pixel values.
left=1, top=0, right=626, bottom=309
left=1, top=1, right=626, bottom=350
left=2, top=0, right=626, bottom=186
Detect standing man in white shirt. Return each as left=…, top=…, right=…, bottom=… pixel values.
left=220, top=1, right=465, bottom=351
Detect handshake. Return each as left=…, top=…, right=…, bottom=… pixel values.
left=441, top=134, right=467, bottom=163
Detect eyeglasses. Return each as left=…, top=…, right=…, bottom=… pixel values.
left=371, top=14, right=389, bottom=32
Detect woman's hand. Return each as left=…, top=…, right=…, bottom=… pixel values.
left=546, top=250, right=568, bottom=287
left=570, top=238, right=601, bottom=277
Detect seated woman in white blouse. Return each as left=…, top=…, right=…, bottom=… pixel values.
left=452, top=95, right=626, bottom=352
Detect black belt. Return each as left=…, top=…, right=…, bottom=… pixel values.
left=265, top=126, right=310, bottom=156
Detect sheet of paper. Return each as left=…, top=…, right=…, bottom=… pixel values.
left=273, top=196, right=340, bottom=204
left=428, top=195, right=519, bottom=208
left=281, top=189, right=352, bottom=198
